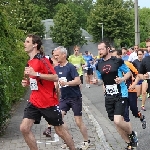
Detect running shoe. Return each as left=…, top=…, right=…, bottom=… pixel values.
left=141, top=105, right=146, bottom=111
left=76, top=140, right=90, bottom=150
left=129, top=131, right=138, bottom=147
left=43, top=127, right=51, bottom=137
left=125, top=143, right=134, bottom=150
left=140, top=115, right=146, bottom=129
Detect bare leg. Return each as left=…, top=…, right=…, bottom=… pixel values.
left=141, top=81, right=148, bottom=106
left=54, top=125, right=76, bottom=150
left=20, top=118, right=38, bottom=150
left=74, top=116, right=88, bottom=141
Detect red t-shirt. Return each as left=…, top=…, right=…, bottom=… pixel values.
left=27, top=54, right=59, bottom=108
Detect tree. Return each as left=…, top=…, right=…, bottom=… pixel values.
left=55, top=2, right=87, bottom=29
left=87, top=0, right=134, bottom=45
left=50, top=5, right=87, bottom=53
left=139, top=8, right=150, bottom=42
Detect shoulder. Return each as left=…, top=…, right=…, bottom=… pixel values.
left=67, top=63, right=75, bottom=68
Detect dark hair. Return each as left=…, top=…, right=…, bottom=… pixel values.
left=51, top=50, right=54, bottom=55
left=117, top=50, right=122, bottom=56
left=137, top=50, right=144, bottom=55
left=27, top=34, right=44, bottom=55
left=146, top=38, right=150, bottom=42
left=98, top=41, right=111, bottom=50
left=122, top=47, right=127, bottom=50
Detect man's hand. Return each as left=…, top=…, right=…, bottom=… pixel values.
left=128, top=84, right=135, bottom=91
left=143, top=73, right=149, bottom=80
left=59, top=80, right=68, bottom=87
left=24, top=67, right=36, bottom=76
left=114, top=76, right=124, bottom=84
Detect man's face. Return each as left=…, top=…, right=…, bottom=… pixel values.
left=137, top=51, right=144, bottom=60
left=98, top=43, right=108, bottom=58
left=111, top=51, right=117, bottom=57
left=74, top=48, right=79, bottom=55
left=134, top=45, right=139, bottom=52
left=24, top=37, right=35, bottom=53
left=146, top=42, right=150, bottom=53
left=53, top=49, right=66, bottom=63
left=122, top=49, right=127, bottom=55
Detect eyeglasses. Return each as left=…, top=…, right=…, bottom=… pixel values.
left=75, top=50, right=79, bottom=52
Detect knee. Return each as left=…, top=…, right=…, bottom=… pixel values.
left=20, top=123, right=30, bottom=134
left=142, top=91, right=147, bottom=95
left=55, top=126, right=65, bottom=137
left=114, top=117, right=123, bottom=126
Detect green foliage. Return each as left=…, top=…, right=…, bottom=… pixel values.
left=139, top=42, right=146, bottom=48
left=0, top=10, right=28, bottom=132
left=50, top=5, right=87, bottom=51
left=87, top=0, right=134, bottom=44
left=139, top=8, right=150, bottom=42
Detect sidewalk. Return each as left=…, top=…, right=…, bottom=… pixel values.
left=0, top=90, right=112, bottom=150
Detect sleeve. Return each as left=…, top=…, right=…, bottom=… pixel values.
left=68, top=55, right=71, bottom=62
left=96, top=70, right=102, bottom=80
left=119, top=62, right=130, bottom=74
left=81, top=56, right=85, bottom=64
left=125, top=61, right=138, bottom=75
left=139, top=59, right=147, bottom=74
left=70, top=64, right=79, bottom=79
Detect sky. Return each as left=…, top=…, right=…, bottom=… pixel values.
left=138, top=0, right=150, bottom=8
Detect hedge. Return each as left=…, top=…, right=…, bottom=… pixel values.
left=0, top=11, right=28, bottom=134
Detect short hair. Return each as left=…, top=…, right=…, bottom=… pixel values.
left=27, top=34, right=42, bottom=51
left=122, top=47, right=127, bottom=50
left=146, top=38, right=150, bottom=42
left=55, top=46, right=68, bottom=55
left=116, top=50, right=122, bottom=56
left=98, top=41, right=111, bottom=49
left=73, top=45, right=80, bottom=50
left=51, top=50, right=54, bottom=55
left=137, top=50, right=144, bottom=55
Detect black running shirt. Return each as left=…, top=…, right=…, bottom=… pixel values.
left=139, top=56, right=150, bottom=74
left=132, top=59, right=142, bottom=72
left=97, top=56, right=129, bottom=97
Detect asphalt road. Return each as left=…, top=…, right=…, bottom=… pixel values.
left=82, top=83, right=150, bottom=150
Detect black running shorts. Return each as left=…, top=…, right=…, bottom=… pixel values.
left=23, top=102, right=63, bottom=126
left=105, top=96, right=127, bottom=121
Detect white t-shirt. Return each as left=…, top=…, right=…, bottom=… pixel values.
left=128, top=51, right=138, bottom=62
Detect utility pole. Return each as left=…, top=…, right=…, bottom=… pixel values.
left=134, top=0, right=140, bottom=45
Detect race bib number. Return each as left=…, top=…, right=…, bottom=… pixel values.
left=105, top=84, right=119, bottom=95
left=30, top=78, right=38, bottom=90
left=59, top=77, right=68, bottom=88
left=84, top=67, right=88, bottom=70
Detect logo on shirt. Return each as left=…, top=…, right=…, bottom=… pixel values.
left=102, top=65, right=111, bottom=74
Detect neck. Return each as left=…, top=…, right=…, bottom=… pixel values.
left=74, top=53, right=79, bottom=56
left=59, top=59, right=68, bottom=66
left=28, top=50, right=40, bottom=60
left=138, top=58, right=142, bottom=61
left=103, top=54, right=111, bottom=61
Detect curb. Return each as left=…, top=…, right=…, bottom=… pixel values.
left=82, top=94, right=113, bottom=150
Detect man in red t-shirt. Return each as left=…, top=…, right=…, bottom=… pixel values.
left=20, top=34, right=75, bottom=150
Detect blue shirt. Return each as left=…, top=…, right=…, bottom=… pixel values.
left=122, top=55, right=129, bottom=61
left=54, top=63, right=82, bottom=99
left=83, top=55, right=93, bottom=67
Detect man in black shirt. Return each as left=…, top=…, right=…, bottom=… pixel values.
left=97, top=41, right=138, bottom=150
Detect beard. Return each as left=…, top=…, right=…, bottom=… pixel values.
left=101, top=51, right=109, bottom=58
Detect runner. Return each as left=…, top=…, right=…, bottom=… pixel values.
left=128, top=45, right=139, bottom=62
left=97, top=42, right=138, bottom=150
left=132, top=50, right=148, bottom=111
left=83, top=51, right=93, bottom=88
left=20, top=34, right=76, bottom=150
left=112, top=50, right=146, bottom=130
left=68, top=45, right=85, bottom=87
left=54, top=46, right=90, bottom=150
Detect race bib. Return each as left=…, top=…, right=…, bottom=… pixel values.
left=84, top=67, right=88, bottom=70
left=74, top=64, right=80, bottom=70
left=105, top=84, right=119, bottom=95
left=30, top=78, right=38, bottom=90
left=59, top=77, right=68, bottom=88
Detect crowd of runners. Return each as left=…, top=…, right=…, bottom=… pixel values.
left=20, top=34, right=150, bottom=150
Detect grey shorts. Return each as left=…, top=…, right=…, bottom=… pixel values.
left=59, top=97, right=82, bottom=116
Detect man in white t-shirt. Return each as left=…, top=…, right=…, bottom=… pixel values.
left=128, top=45, right=139, bottom=62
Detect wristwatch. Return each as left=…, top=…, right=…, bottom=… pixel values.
left=36, top=72, right=41, bottom=77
